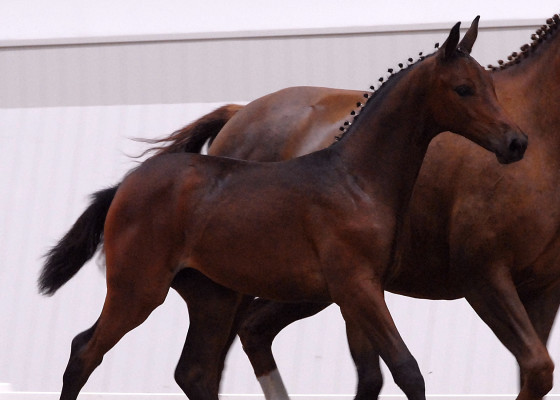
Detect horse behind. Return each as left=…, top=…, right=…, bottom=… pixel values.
left=43, top=20, right=527, bottom=400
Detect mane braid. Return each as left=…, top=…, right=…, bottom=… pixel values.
left=487, top=13, right=560, bottom=71
left=333, top=49, right=435, bottom=144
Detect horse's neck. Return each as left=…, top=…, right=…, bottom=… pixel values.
left=494, top=25, right=560, bottom=145
left=332, top=77, right=434, bottom=212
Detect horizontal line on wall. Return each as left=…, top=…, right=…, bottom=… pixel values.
left=2, top=393, right=560, bottom=400
left=0, top=18, right=544, bottom=49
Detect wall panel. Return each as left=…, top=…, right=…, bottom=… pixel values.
left=0, top=24, right=537, bottom=108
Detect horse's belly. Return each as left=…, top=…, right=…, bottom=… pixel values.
left=385, top=275, right=462, bottom=300
left=186, top=231, right=331, bottom=302
left=384, top=252, right=463, bottom=300
left=190, top=255, right=330, bottom=302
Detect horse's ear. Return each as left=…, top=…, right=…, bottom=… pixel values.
left=437, top=22, right=461, bottom=61
left=458, top=16, right=480, bottom=54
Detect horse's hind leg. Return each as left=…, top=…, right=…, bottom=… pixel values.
left=172, top=269, right=250, bottom=400
left=60, top=321, right=99, bottom=399
left=238, top=299, right=329, bottom=399
left=60, top=264, right=171, bottom=400
left=238, top=299, right=384, bottom=400
left=465, top=267, right=554, bottom=400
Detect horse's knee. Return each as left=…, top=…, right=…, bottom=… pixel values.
left=238, top=321, right=266, bottom=351
left=522, top=353, right=554, bottom=398
left=238, top=320, right=277, bottom=376
left=238, top=312, right=274, bottom=353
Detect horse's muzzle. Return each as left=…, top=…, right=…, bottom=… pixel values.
left=497, top=132, right=528, bottom=164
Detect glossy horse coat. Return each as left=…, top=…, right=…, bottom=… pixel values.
left=150, top=17, right=560, bottom=400
left=197, top=17, right=560, bottom=400
left=40, top=21, right=527, bottom=400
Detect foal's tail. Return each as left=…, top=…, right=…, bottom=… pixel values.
left=136, top=104, right=244, bottom=157
left=39, top=186, right=116, bottom=296
left=39, top=104, right=242, bottom=296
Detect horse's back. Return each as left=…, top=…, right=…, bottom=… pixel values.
left=210, top=86, right=365, bottom=161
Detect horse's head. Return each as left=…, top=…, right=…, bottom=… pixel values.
left=421, top=17, right=527, bottom=164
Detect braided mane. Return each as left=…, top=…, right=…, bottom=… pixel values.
left=487, top=13, right=560, bottom=71
left=334, top=48, right=436, bottom=142
left=337, top=13, right=560, bottom=142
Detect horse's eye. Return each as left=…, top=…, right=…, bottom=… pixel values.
left=454, top=85, right=474, bottom=97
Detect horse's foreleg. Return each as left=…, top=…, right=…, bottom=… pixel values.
left=59, top=270, right=170, bottom=400
left=332, top=277, right=425, bottom=400
left=518, top=283, right=560, bottom=393
left=465, top=268, right=554, bottom=400
left=521, top=282, right=560, bottom=347
left=172, top=269, right=249, bottom=400
left=238, top=300, right=329, bottom=400
left=345, top=320, right=383, bottom=400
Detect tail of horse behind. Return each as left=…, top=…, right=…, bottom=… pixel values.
left=39, top=104, right=242, bottom=296
left=136, top=104, right=243, bottom=157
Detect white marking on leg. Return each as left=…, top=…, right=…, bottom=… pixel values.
left=257, top=368, right=290, bottom=400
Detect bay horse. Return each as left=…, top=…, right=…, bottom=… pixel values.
left=40, top=20, right=527, bottom=400
left=162, top=16, right=560, bottom=400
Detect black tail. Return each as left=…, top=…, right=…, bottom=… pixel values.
left=39, top=105, right=242, bottom=296
left=39, top=186, right=118, bottom=296
left=135, top=104, right=243, bottom=157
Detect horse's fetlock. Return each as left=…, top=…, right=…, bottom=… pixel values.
left=355, top=368, right=383, bottom=400
left=391, top=357, right=425, bottom=396
left=523, top=353, right=554, bottom=397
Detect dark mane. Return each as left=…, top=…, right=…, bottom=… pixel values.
left=333, top=49, right=437, bottom=143
left=487, top=13, right=560, bottom=71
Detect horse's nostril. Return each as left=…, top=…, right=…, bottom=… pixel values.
left=509, top=137, right=527, bottom=154
left=509, top=139, right=519, bottom=152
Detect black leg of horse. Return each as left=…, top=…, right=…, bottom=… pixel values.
left=216, top=294, right=255, bottom=388
left=60, top=322, right=99, bottom=400
left=238, top=299, right=329, bottom=398
left=331, top=277, right=425, bottom=400
left=465, top=267, right=554, bottom=400
left=172, top=269, right=248, bottom=400
left=59, top=272, right=170, bottom=400
left=239, top=298, right=384, bottom=400
left=345, top=320, right=384, bottom=400
left=518, top=283, right=560, bottom=395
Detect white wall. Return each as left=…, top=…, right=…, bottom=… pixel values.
left=1, top=0, right=557, bottom=45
